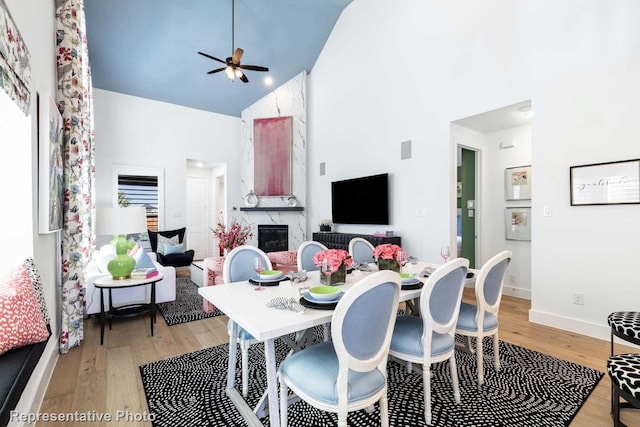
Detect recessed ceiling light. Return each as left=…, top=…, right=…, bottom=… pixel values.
left=264, top=76, right=273, bottom=86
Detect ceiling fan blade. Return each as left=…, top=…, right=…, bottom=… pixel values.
left=239, top=64, right=269, bottom=72
left=207, top=67, right=226, bottom=74
left=232, top=48, right=244, bottom=64
left=239, top=73, right=249, bottom=83
left=197, top=51, right=226, bottom=64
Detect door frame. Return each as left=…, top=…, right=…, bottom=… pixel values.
left=455, top=144, right=482, bottom=267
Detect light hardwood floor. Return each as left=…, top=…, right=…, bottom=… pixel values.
left=37, top=286, right=639, bottom=427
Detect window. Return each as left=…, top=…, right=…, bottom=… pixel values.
left=113, top=166, right=164, bottom=249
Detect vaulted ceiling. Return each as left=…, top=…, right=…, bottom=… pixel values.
left=84, top=0, right=352, bottom=117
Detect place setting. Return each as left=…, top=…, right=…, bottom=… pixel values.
left=248, top=258, right=288, bottom=290
left=298, top=285, right=345, bottom=310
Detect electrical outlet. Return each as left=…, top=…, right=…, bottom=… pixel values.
left=543, top=206, right=552, bottom=217
left=573, top=293, right=584, bottom=305
left=415, top=208, right=427, bottom=217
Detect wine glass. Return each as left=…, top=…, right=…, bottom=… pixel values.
left=321, top=259, right=333, bottom=285
left=253, top=257, right=265, bottom=291
left=396, top=249, right=407, bottom=273
left=440, top=245, right=450, bottom=263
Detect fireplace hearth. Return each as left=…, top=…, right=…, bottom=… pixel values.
left=258, top=225, right=288, bottom=252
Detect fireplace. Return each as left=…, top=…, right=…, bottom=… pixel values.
left=258, top=225, right=288, bottom=252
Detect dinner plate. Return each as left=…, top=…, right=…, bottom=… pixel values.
left=299, top=296, right=338, bottom=310
left=248, top=278, right=283, bottom=287
left=401, top=279, right=423, bottom=290
left=302, top=291, right=343, bottom=305
left=251, top=273, right=285, bottom=282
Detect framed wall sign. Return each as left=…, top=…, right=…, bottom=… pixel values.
left=570, top=159, right=640, bottom=206
left=505, top=207, right=531, bottom=241
left=505, top=165, right=531, bottom=200
left=38, top=95, right=64, bottom=233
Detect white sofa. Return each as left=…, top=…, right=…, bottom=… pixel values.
left=84, top=246, right=177, bottom=315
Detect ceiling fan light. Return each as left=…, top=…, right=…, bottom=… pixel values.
left=235, top=68, right=243, bottom=78
left=225, top=66, right=235, bottom=80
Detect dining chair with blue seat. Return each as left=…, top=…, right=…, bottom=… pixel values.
left=297, top=240, right=328, bottom=272
left=278, top=270, right=401, bottom=427
left=348, top=237, right=375, bottom=264
left=389, top=258, right=469, bottom=425
left=222, top=244, right=273, bottom=397
left=455, top=250, right=511, bottom=385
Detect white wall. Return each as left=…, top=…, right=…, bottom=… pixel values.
left=92, top=89, right=240, bottom=232
left=309, top=0, right=640, bottom=340
left=454, top=124, right=532, bottom=299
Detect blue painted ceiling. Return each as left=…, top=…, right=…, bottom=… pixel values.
left=84, top=0, right=352, bottom=117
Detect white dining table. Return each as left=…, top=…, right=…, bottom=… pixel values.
left=197, top=262, right=475, bottom=427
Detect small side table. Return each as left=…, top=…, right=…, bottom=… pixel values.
left=93, top=273, right=164, bottom=345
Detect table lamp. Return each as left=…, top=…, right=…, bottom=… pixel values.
left=96, top=207, right=147, bottom=279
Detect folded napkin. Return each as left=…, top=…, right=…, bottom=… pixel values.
left=266, top=297, right=306, bottom=314
left=289, top=270, right=308, bottom=283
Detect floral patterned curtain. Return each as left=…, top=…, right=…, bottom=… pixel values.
left=55, top=0, right=95, bottom=353
left=0, top=0, right=31, bottom=113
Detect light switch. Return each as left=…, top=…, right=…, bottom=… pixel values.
left=466, top=200, right=475, bottom=209
left=543, top=206, right=552, bottom=217
left=468, top=209, right=474, bottom=217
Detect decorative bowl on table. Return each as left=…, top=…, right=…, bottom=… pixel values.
left=400, top=272, right=415, bottom=283
left=308, top=285, right=342, bottom=301
left=259, top=270, right=283, bottom=280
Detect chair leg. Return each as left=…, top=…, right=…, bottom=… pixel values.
left=423, top=364, right=432, bottom=425
left=241, top=340, right=249, bottom=397
left=476, top=334, right=485, bottom=385
left=406, top=360, right=413, bottom=373
left=379, top=395, right=389, bottom=427
left=449, top=354, right=461, bottom=403
left=338, top=408, right=348, bottom=427
left=279, top=375, right=288, bottom=427
left=493, top=333, right=500, bottom=372
left=612, top=383, right=620, bottom=427
left=466, top=336, right=475, bottom=354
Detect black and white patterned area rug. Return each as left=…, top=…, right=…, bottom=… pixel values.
left=156, top=277, right=223, bottom=326
left=140, top=337, right=603, bottom=426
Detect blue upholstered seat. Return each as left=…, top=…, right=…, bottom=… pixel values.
left=278, top=271, right=401, bottom=427
left=456, top=303, right=499, bottom=332
left=455, top=251, right=511, bottom=385
left=390, top=316, right=456, bottom=358
left=297, top=241, right=328, bottom=272
left=222, top=245, right=272, bottom=397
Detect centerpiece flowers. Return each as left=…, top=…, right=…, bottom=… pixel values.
left=211, top=219, right=253, bottom=254
left=313, top=249, right=353, bottom=285
left=374, top=243, right=403, bottom=272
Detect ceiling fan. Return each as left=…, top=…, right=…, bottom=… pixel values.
left=197, top=0, right=269, bottom=83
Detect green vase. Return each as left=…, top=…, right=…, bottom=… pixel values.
left=108, top=234, right=136, bottom=279
left=320, top=262, right=347, bottom=285
left=377, top=258, right=400, bottom=272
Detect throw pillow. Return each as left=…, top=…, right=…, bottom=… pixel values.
left=0, top=264, right=50, bottom=355
left=24, top=257, right=50, bottom=326
left=157, top=235, right=179, bottom=255
left=163, top=242, right=185, bottom=256
left=96, top=245, right=116, bottom=273
left=133, top=246, right=155, bottom=269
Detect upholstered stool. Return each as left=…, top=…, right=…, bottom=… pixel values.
left=607, top=353, right=640, bottom=426
left=202, top=256, right=225, bottom=313
left=608, top=312, right=640, bottom=355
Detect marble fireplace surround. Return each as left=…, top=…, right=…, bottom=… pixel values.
left=238, top=71, right=307, bottom=251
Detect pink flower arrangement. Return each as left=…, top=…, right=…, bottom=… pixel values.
left=313, top=249, right=353, bottom=273
left=373, top=243, right=403, bottom=261
left=212, top=219, right=253, bottom=251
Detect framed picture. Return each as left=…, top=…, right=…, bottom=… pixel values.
left=570, top=159, right=640, bottom=206
left=505, top=207, right=531, bottom=241
left=505, top=165, right=531, bottom=200
left=38, top=96, right=64, bottom=233
left=253, top=116, right=292, bottom=197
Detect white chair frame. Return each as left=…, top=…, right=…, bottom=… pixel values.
left=222, top=244, right=273, bottom=397
left=388, top=257, right=469, bottom=425
left=296, top=240, right=328, bottom=272
left=348, top=237, right=375, bottom=264
left=455, top=250, right=511, bottom=385
left=279, top=271, right=401, bottom=427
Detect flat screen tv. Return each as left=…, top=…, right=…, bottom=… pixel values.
left=331, top=173, right=389, bottom=225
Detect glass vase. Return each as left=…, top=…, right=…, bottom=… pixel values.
left=377, top=258, right=400, bottom=272
left=320, top=262, right=347, bottom=285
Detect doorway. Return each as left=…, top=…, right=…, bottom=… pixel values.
left=457, top=146, right=477, bottom=268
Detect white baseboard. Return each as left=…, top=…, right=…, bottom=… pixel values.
left=8, top=336, right=59, bottom=427
left=503, top=286, right=531, bottom=300
left=529, top=308, right=611, bottom=343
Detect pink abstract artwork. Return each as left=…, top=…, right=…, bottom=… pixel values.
left=254, top=116, right=292, bottom=196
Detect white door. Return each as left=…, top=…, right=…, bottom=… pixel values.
left=186, top=176, right=208, bottom=260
